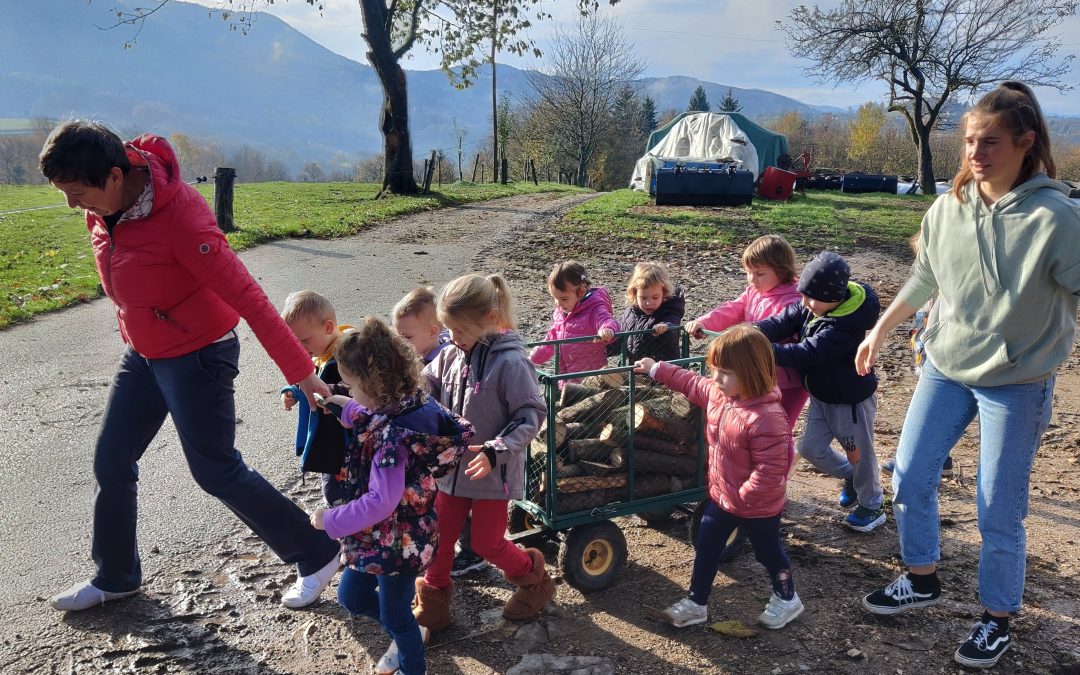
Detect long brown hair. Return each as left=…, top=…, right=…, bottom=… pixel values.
left=951, top=81, right=1056, bottom=200
left=704, top=325, right=776, bottom=399
left=334, top=316, right=424, bottom=407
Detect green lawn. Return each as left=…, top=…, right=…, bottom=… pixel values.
left=0, top=180, right=587, bottom=329
left=560, top=189, right=935, bottom=254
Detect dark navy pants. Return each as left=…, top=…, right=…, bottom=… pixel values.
left=689, top=499, right=794, bottom=604
left=91, top=339, right=340, bottom=592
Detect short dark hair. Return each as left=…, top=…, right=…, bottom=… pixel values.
left=547, top=260, right=590, bottom=292
left=38, top=120, right=130, bottom=188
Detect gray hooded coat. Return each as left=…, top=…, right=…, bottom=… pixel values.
left=424, top=331, right=545, bottom=500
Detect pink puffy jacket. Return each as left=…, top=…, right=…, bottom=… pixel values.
left=529, top=287, right=619, bottom=377
left=87, top=135, right=313, bottom=385
left=653, top=361, right=793, bottom=519
left=694, top=282, right=803, bottom=390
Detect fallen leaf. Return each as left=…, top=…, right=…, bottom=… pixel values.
left=708, top=620, right=755, bottom=638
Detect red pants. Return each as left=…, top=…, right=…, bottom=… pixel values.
left=780, top=386, right=810, bottom=431
left=424, top=492, right=531, bottom=589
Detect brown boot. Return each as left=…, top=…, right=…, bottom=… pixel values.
left=412, top=577, right=454, bottom=632
left=502, top=548, right=556, bottom=621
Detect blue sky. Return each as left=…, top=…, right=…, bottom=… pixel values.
left=190, top=0, right=1080, bottom=114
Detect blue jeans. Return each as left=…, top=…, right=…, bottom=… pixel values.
left=338, top=568, right=424, bottom=675
left=892, top=359, right=1054, bottom=612
left=91, top=341, right=340, bottom=592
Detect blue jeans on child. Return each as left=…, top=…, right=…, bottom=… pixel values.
left=91, top=341, right=340, bottom=593
left=338, top=567, right=424, bottom=675
left=892, top=359, right=1055, bottom=613
left=689, top=500, right=793, bottom=604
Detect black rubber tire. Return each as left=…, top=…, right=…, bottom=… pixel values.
left=638, top=507, right=676, bottom=526
left=558, top=521, right=628, bottom=592
left=507, top=503, right=539, bottom=535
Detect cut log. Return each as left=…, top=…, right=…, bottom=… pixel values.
left=580, top=371, right=626, bottom=391
left=577, top=461, right=624, bottom=477
left=630, top=432, right=689, bottom=456
left=634, top=398, right=698, bottom=445
left=609, top=446, right=699, bottom=476
left=668, top=392, right=696, bottom=419
left=559, top=382, right=596, bottom=407
left=556, top=389, right=623, bottom=424
left=599, top=422, right=629, bottom=447
left=555, top=474, right=627, bottom=494
left=566, top=438, right=613, bottom=463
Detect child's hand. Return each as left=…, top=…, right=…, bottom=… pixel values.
left=652, top=323, right=669, bottom=336
left=596, top=327, right=615, bottom=343
left=322, top=394, right=350, bottom=409
left=281, top=391, right=296, bottom=411
left=633, top=357, right=657, bottom=375
left=465, top=445, right=493, bottom=480
left=309, top=507, right=326, bottom=530
left=685, top=320, right=704, bottom=339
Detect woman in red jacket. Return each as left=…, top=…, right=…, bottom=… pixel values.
left=635, top=324, right=803, bottom=630
left=39, top=121, right=341, bottom=612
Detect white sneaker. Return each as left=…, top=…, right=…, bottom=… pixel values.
left=661, top=597, right=708, bottom=628
left=374, top=625, right=429, bottom=674
left=50, top=579, right=139, bottom=612
left=281, top=556, right=341, bottom=609
left=758, top=592, right=804, bottom=629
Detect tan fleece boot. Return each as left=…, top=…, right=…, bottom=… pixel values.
left=502, top=548, right=556, bottom=621
left=412, top=577, right=454, bottom=632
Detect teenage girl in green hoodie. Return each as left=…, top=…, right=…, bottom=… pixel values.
left=855, top=82, right=1080, bottom=669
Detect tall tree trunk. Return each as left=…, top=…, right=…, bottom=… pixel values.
left=916, top=127, right=937, bottom=196
left=576, top=146, right=588, bottom=187
left=361, top=0, right=418, bottom=195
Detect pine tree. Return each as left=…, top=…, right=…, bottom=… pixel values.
left=718, top=88, right=742, bottom=113
left=687, top=85, right=711, bottom=112
left=639, top=96, right=658, bottom=135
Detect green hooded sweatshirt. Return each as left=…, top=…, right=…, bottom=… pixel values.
left=896, top=173, right=1080, bottom=386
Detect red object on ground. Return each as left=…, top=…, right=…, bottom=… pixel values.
left=759, top=166, right=798, bottom=201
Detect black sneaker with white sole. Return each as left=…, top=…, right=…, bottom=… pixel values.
left=450, top=549, right=489, bottom=577
left=954, top=615, right=1010, bottom=668
left=862, top=573, right=941, bottom=615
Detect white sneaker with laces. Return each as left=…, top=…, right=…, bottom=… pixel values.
left=661, top=597, right=708, bottom=628
left=375, top=641, right=400, bottom=675
left=281, top=556, right=341, bottom=609
left=49, top=579, right=140, bottom=612
left=758, top=592, right=804, bottom=629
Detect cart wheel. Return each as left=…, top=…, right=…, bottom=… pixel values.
left=508, top=503, right=540, bottom=534
left=689, top=501, right=743, bottom=562
left=558, top=521, right=627, bottom=592
left=638, top=507, right=676, bottom=526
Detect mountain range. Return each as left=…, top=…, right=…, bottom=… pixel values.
left=0, top=0, right=957, bottom=173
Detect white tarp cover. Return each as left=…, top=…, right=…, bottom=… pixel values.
left=630, top=112, right=760, bottom=191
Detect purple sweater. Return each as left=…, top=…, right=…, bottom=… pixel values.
left=322, top=399, right=406, bottom=540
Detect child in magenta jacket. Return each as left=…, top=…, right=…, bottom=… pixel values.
left=635, top=325, right=802, bottom=631
left=529, top=261, right=618, bottom=381
left=686, top=235, right=807, bottom=429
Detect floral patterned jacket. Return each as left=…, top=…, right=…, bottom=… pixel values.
left=335, top=393, right=473, bottom=575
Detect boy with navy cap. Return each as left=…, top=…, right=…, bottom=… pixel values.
left=754, top=252, right=886, bottom=532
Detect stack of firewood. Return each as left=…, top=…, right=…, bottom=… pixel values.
left=528, top=370, right=703, bottom=513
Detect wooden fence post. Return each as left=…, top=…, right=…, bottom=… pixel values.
left=530, top=159, right=539, bottom=185
left=213, top=167, right=236, bottom=233
left=500, top=156, right=509, bottom=185
left=471, top=154, right=481, bottom=182
left=423, top=150, right=437, bottom=192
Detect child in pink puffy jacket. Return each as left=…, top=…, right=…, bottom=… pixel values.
left=686, top=235, right=807, bottom=428
left=529, top=261, right=618, bottom=382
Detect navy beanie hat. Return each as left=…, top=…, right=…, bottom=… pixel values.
left=798, top=252, right=850, bottom=302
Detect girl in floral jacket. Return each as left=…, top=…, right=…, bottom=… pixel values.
left=312, top=317, right=473, bottom=675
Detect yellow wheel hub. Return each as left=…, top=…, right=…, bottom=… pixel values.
left=582, top=539, right=614, bottom=575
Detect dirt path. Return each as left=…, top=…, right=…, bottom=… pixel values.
left=2, top=191, right=1078, bottom=674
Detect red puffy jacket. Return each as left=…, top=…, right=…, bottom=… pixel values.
left=653, top=362, right=793, bottom=518
left=87, top=135, right=312, bottom=385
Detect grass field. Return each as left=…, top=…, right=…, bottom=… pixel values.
left=560, top=189, right=935, bottom=254
left=0, top=180, right=587, bottom=329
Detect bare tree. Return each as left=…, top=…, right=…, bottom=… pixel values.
left=109, top=1, right=619, bottom=197
left=525, top=15, right=644, bottom=187
left=780, top=0, right=1076, bottom=193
